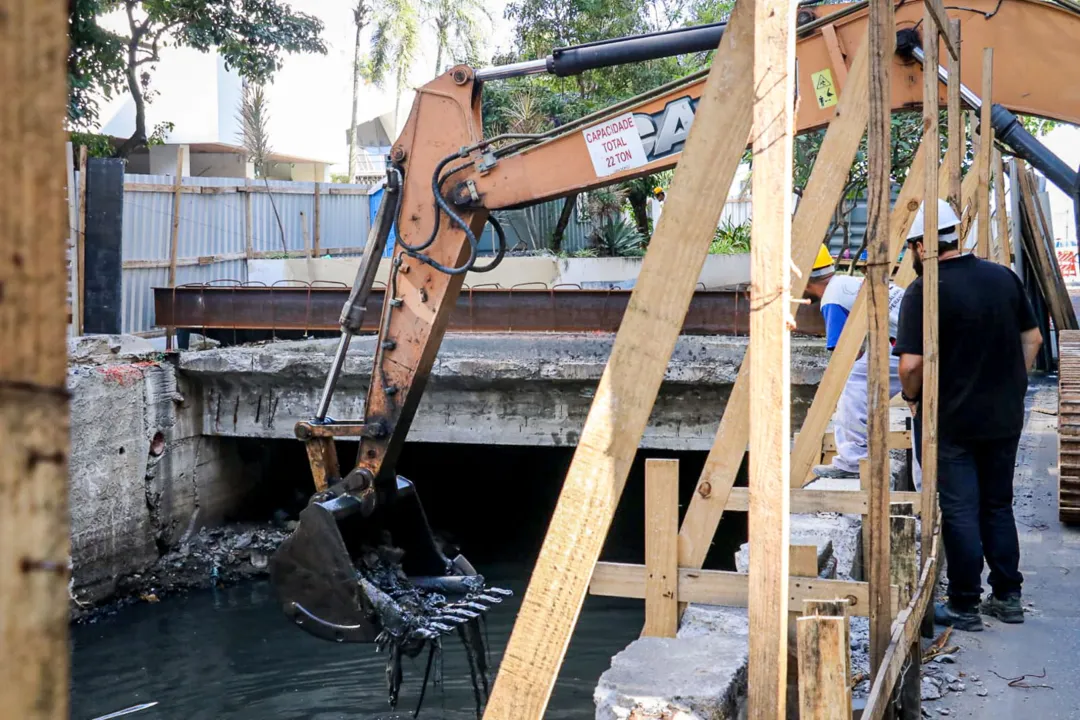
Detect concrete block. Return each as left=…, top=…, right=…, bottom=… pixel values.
left=594, top=634, right=748, bottom=720
left=735, top=511, right=860, bottom=580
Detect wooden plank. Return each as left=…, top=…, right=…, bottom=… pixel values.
left=124, top=182, right=207, bottom=194
left=748, top=0, right=797, bottom=709
left=245, top=180, right=254, bottom=259
left=976, top=48, right=994, bottom=259
left=921, top=7, right=942, bottom=594
left=313, top=181, right=322, bottom=255
left=589, top=562, right=898, bottom=617
left=236, top=184, right=319, bottom=195
left=677, top=31, right=873, bottom=586
left=788, top=545, right=821, bottom=715
left=923, top=0, right=959, bottom=59
left=821, top=23, right=849, bottom=91
left=890, top=513, right=920, bottom=719
left=65, top=141, right=77, bottom=331
left=993, top=149, right=1012, bottom=265
left=725, top=487, right=921, bottom=515
left=0, top=0, right=72, bottom=715
left=946, top=19, right=962, bottom=214
left=866, top=0, right=893, bottom=679
left=326, top=186, right=373, bottom=196
left=76, top=144, right=88, bottom=335
left=167, top=146, right=184, bottom=288
left=122, top=252, right=248, bottom=270
left=862, top=533, right=940, bottom=720
left=301, top=211, right=312, bottom=257
left=1028, top=172, right=1078, bottom=329
left=823, top=429, right=911, bottom=453
left=643, top=459, right=679, bottom=638
left=1018, top=168, right=1078, bottom=330
left=482, top=4, right=757, bottom=716
left=797, top=616, right=852, bottom=720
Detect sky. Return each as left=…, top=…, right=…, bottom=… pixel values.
left=94, top=0, right=516, bottom=168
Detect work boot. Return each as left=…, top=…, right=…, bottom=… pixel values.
left=934, top=601, right=984, bottom=632
left=981, top=593, right=1025, bottom=624
left=812, top=464, right=859, bottom=480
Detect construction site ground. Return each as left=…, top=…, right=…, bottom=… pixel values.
left=930, top=376, right=1080, bottom=718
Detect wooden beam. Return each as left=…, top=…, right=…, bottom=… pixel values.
left=923, top=0, right=959, bottom=59
left=725, top=487, right=921, bottom=515
left=677, top=32, right=873, bottom=583
left=976, top=48, right=994, bottom=259
left=790, top=141, right=935, bottom=489
left=0, top=0, right=71, bottom=715
left=748, top=0, right=798, bottom=709
left=65, top=142, right=77, bottom=330
left=590, top=562, right=898, bottom=617
left=921, top=5, right=942, bottom=596
left=313, top=181, right=322, bottom=255
left=891, top=512, right=921, bottom=719
left=821, top=23, right=849, bottom=91
left=643, top=459, right=679, bottom=638
left=124, top=182, right=206, bottom=194
left=866, top=0, right=894, bottom=679
left=76, top=145, right=88, bottom=335
left=788, top=545, right=821, bottom=715
left=168, top=146, right=184, bottom=288
left=993, top=149, right=1012, bottom=265
left=245, top=182, right=254, bottom=259
left=823, top=429, right=911, bottom=453
left=946, top=19, right=962, bottom=214
left=797, top=615, right=852, bottom=719
left=482, top=4, right=757, bottom=716
left=1018, top=168, right=1079, bottom=330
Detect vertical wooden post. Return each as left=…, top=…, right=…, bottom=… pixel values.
left=748, top=0, right=797, bottom=710
left=788, top=545, right=821, bottom=713
left=946, top=19, right=962, bottom=214
left=168, top=146, right=184, bottom=288
left=866, top=0, right=893, bottom=679
left=65, top=142, right=77, bottom=331
left=643, top=459, right=679, bottom=638
left=0, top=0, right=71, bottom=716
left=890, top=509, right=919, bottom=719
left=993, top=150, right=1012, bottom=266
left=976, top=48, right=994, bottom=259
left=245, top=181, right=254, bottom=259
left=77, top=145, right=88, bottom=335
left=166, top=146, right=184, bottom=350
left=482, top=4, right=756, bottom=716
left=313, top=181, right=322, bottom=255
left=797, top=607, right=852, bottom=720
left=301, top=211, right=312, bottom=257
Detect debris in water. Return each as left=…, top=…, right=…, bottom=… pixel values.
left=90, top=701, right=159, bottom=720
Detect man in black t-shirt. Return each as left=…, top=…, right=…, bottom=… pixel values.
left=893, top=198, right=1043, bottom=631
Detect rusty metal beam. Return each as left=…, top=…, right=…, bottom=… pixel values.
left=154, top=285, right=826, bottom=336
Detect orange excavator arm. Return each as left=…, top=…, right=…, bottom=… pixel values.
left=271, top=0, right=1080, bottom=685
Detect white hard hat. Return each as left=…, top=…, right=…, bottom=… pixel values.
left=908, top=198, right=961, bottom=244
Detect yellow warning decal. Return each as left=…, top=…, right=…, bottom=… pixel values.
left=812, top=69, right=838, bottom=109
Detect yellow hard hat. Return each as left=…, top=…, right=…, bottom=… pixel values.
left=810, top=244, right=835, bottom=278
left=653, top=186, right=664, bottom=196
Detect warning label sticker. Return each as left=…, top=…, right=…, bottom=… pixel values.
left=582, top=112, right=649, bottom=178
left=812, top=69, right=838, bottom=109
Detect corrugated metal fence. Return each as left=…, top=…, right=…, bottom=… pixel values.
left=97, top=173, right=882, bottom=334
left=113, top=173, right=375, bottom=333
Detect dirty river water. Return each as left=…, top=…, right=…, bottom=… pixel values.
left=71, top=565, right=643, bottom=720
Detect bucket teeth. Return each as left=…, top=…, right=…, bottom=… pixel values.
left=486, top=587, right=513, bottom=597
left=443, top=607, right=481, bottom=620
left=473, top=593, right=504, bottom=604
left=430, top=622, right=457, bottom=633
left=460, top=601, right=490, bottom=612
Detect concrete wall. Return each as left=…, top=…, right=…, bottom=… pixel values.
left=178, top=334, right=829, bottom=451
left=247, top=254, right=752, bottom=291
left=68, top=336, right=252, bottom=605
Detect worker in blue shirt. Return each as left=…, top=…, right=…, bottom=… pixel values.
left=802, top=245, right=917, bottom=484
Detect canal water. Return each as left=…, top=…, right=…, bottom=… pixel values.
left=71, top=567, right=643, bottom=720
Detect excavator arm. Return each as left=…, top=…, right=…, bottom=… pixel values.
left=271, top=0, right=1080, bottom=708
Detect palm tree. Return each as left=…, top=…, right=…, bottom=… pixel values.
left=348, top=0, right=373, bottom=180
left=237, top=82, right=272, bottom=178
left=429, top=0, right=491, bottom=76
left=369, top=0, right=421, bottom=131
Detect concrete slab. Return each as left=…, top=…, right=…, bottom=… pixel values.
left=179, top=334, right=829, bottom=450
left=594, top=633, right=748, bottom=720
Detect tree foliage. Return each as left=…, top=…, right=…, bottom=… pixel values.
left=369, top=0, right=422, bottom=128
left=237, top=82, right=273, bottom=177
left=68, top=0, right=325, bottom=157
left=429, top=0, right=491, bottom=75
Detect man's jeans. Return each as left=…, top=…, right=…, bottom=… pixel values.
left=915, top=417, right=1024, bottom=608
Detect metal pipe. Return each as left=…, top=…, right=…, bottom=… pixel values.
left=314, top=332, right=351, bottom=422
left=474, top=58, right=550, bottom=81
left=907, top=45, right=981, bottom=110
